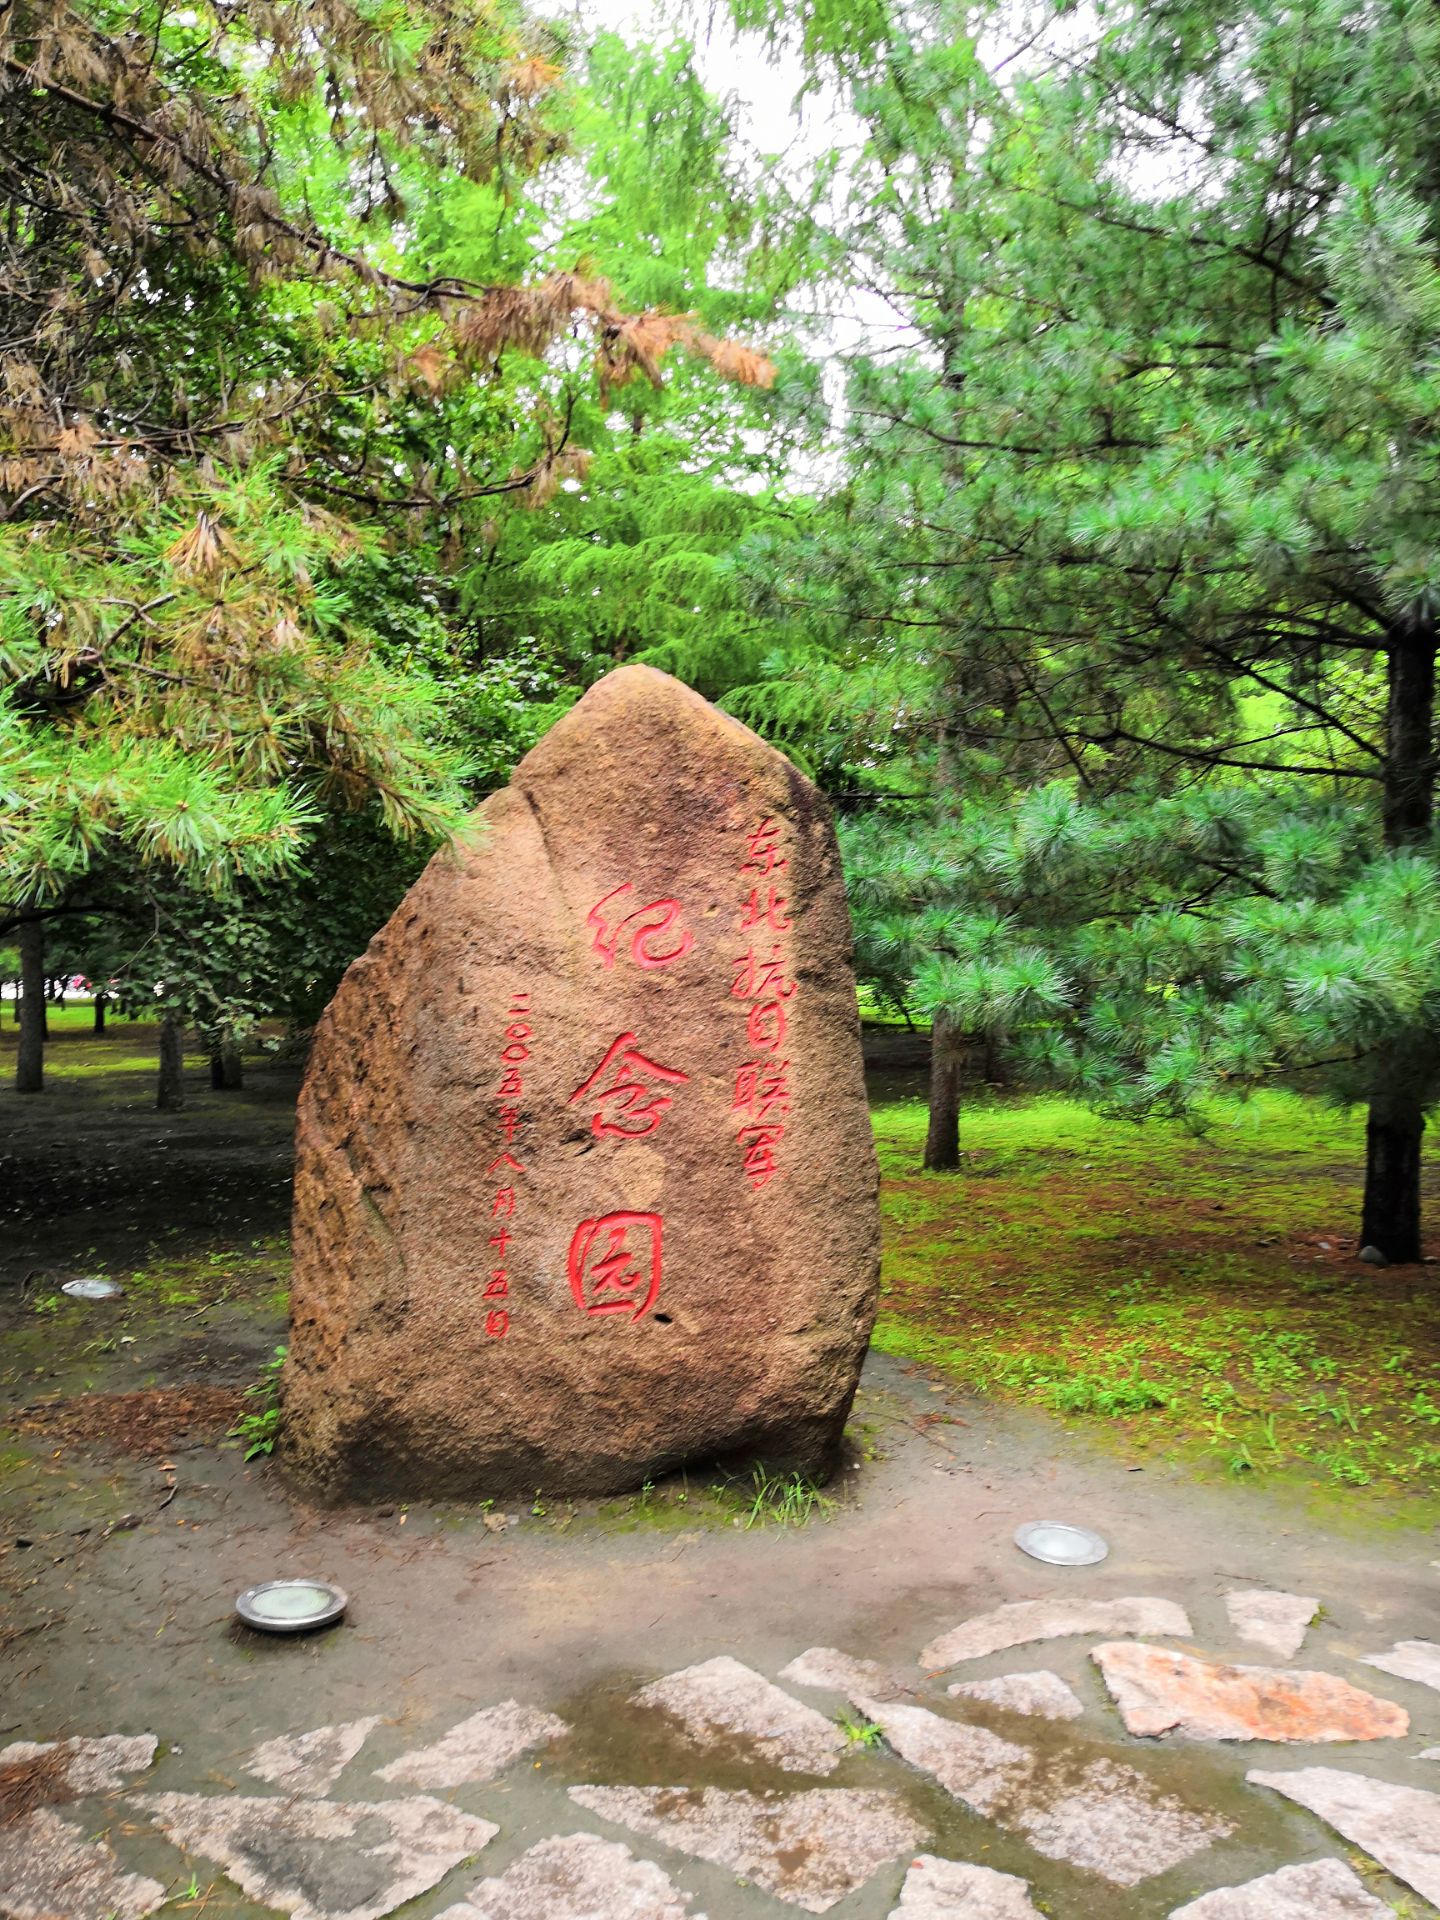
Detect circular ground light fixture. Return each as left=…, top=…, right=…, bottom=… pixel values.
left=1014, top=1520, right=1109, bottom=1567
left=61, top=1277, right=124, bottom=1301
left=235, top=1579, right=348, bottom=1634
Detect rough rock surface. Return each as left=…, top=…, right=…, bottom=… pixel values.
left=0, top=1732, right=157, bottom=1797
left=920, top=1595, right=1192, bottom=1669
left=853, top=1697, right=1227, bottom=1886
left=780, top=1648, right=904, bottom=1700
left=283, top=665, right=879, bottom=1500
left=945, top=1670, right=1083, bottom=1720
left=633, top=1657, right=846, bottom=1774
left=435, top=1833, right=702, bottom=1920
left=1167, top=1858, right=1390, bottom=1918
left=1246, top=1768, right=1440, bottom=1907
left=1092, top=1643, right=1407, bottom=1742
left=0, top=1808, right=166, bottom=1920
left=568, top=1784, right=924, bottom=1913
left=245, top=1718, right=381, bottom=1796
left=1223, top=1591, right=1318, bottom=1662
left=137, top=1792, right=497, bottom=1920
left=375, top=1702, right=566, bottom=1789
left=886, top=1855, right=1043, bottom=1917
left=1358, top=1640, right=1440, bottom=1696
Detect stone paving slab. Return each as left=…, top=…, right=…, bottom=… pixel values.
left=885, top=1854, right=1043, bottom=1917
left=850, top=1698, right=1031, bottom=1815
left=568, top=1784, right=925, bottom=1913
left=1223, top=1592, right=1318, bottom=1662
left=1168, top=1858, right=1389, bottom=1918
left=920, top=1596, right=1192, bottom=1668
left=1358, top=1639, right=1440, bottom=1697
left=1092, top=1643, right=1408, bottom=1742
left=780, top=1648, right=905, bottom=1701
left=246, top=1719, right=382, bottom=1797
left=854, top=1695, right=1230, bottom=1886
left=137, top=1792, right=498, bottom=1920
left=1247, top=1767, right=1440, bottom=1908
left=435, top=1833, right=703, bottom=1920
left=944, top=1671, right=1083, bottom=1721
left=0, top=1807, right=167, bottom=1920
left=633, top=1658, right=847, bottom=1774
left=0, top=1733, right=158, bottom=1798
left=375, top=1702, right=567, bottom=1789
left=1010, top=1755, right=1229, bottom=1888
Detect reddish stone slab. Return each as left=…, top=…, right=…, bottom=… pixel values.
left=1093, top=1643, right=1408, bottom=1742
left=282, top=666, right=879, bottom=1499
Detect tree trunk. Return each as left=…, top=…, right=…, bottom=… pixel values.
left=209, top=1039, right=243, bottom=1090
left=16, top=917, right=45, bottom=1094
left=156, top=1012, right=185, bottom=1111
left=924, top=1008, right=962, bottom=1171
left=1361, top=618, right=1436, bottom=1261
left=93, top=992, right=107, bottom=1034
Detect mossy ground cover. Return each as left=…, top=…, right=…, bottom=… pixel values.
left=872, top=1089, right=1440, bottom=1501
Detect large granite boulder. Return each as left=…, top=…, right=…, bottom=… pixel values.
left=281, top=665, right=880, bottom=1499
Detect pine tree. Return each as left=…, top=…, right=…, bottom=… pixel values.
left=725, top=0, right=1440, bottom=1260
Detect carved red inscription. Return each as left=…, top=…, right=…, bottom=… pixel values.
left=570, top=1033, right=690, bottom=1138
left=484, top=990, right=532, bottom=1335
left=567, top=1211, right=663, bottom=1320
left=732, top=822, right=796, bottom=1189
left=743, top=817, right=788, bottom=877
left=586, top=884, right=694, bottom=970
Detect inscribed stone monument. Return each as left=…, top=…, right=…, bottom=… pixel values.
left=282, top=665, right=880, bottom=1498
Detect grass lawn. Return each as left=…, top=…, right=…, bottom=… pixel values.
left=872, top=1088, right=1440, bottom=1507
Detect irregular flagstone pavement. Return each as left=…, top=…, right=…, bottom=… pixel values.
left=779, top=1647, right=905, bottom=1701
left=0, top=1732, right=158, bottom=1797
left=1358, top=1639, right=1440, bottom=1696
left=853, top=1695, right=1230, bottom=1886
left=945, top=1670, right=1083, bottom=1721
left=885, top=1854, right=1043, bottom=1917
left=1223, top=1592, right=1318, bottom=1662
left=375, top=1702, right=567, bottom=1789
left=920, top=1595, right=1192, bottom=1668
left=0, top=1807, right=166, bottom=1920
left=246, top=1718, right=382, bottom=1797
left=1092, top=1643, right=1408, bottom=1742
left=1167, top=1857, right=1390, bottom=1918
left=137, top=1792, right=498, bottom=1920
left=435, top=1832, right=703, bottom=1920
left=567, top=1784, right=925, bottom=1914
left=633, top=1657, right=847, bottom=1774
left=1247, top=1767, right=1440, bottom=1908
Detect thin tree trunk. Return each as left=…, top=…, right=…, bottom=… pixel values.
left=93, top=992, right=107, bottom=1034
left=1360, top=618, right=1436, bottom=1262
left=924, top=1008, right=962, bottom=1171
left=156, top=1012, right=185, bottom=1111
left=209, top=1039, right=243, bottom=1090
left=16, top=917, right=44, bottom=1094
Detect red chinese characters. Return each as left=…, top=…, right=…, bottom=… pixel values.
left=586, top=884, right=694, bottom=971
left=567, top=1212, right=663, bottom=1320
left=570, top=1033, right=689, bottom=1139
left=732, top=819, right=796, bottom=1190
left=484, top=990, right=532, bottom=1338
